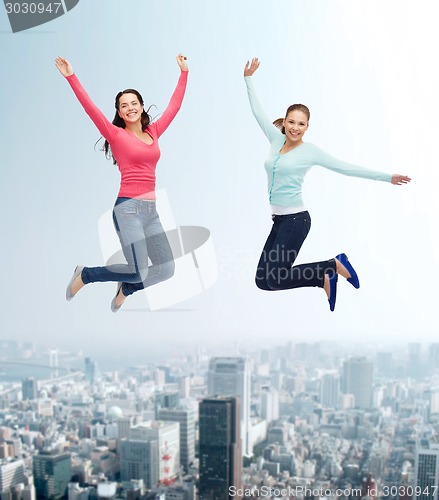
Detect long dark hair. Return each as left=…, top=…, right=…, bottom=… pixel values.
left=273, top=104, right=311, bottom=134
left=97, top=89, right=154, bottom=165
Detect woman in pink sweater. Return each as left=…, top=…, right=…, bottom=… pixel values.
left=56, top=55, right=188, bottom=312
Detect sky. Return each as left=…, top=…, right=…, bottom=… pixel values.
left=0, top=0, right=438, bottom=363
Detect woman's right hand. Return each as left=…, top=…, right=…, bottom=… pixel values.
left=55, top=56, right=74, bottom=77
left=244, top=57, right=260, bottom=77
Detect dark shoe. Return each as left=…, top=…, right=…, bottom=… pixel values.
left=335, top=253, right=360, bottom=289
left=66, top=265, right=84, bottom=301
left=328, top=272, right=338, bottom=312
left=111, top=282, right=123, bottom=313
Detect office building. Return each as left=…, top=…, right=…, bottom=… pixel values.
left=0, top=459, right=25, bottom=493
left=260, top=386, right=279, bottom=423
left=129, top=421, right=180, bottom=482
left=208, top=357, right=251, bottom=456
left=84, top=357, right=99, bottom=384
left=320, top=374, right=340, bottom=409
left=341, top=357, right=373, bottom=409
left=199, top=396, right=242, bottom=500
left=158, top=408, right=195, bottom=472
left=155, top=392, right=179, bottom=415
left=414, top=439, right=439, bottom=500
left=179, top=376, right=191, bottom=399
left=120, top=439, right=159, bottom=489
left=21, top=378, right=38, bottom=401
left=33, top=451, right=72, bottom=499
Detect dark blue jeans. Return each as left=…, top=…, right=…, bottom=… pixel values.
left=81, top=198, right=174, bottom=297
left=255, top=211, right=336, bottom=290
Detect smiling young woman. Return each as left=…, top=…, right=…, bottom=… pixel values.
left=56, top=54, right=189, bottom=312
left=243, top=57, right=411, bottom=311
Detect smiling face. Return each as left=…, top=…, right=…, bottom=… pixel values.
left=283, top=109, right=309, bottom=144
left=117, top=92, right=144, bottom=125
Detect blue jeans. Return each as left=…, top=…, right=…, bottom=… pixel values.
left=255, top=211, right=336, bottom=290
left=81, top=198, right=175, bottom=297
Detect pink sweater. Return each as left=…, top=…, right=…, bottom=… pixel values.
left=66, top=70, right=188, bottom=198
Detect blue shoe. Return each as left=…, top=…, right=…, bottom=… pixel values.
left=328, top=271, right=338, bottom=312
left=335, top=253, right=360, bottom=289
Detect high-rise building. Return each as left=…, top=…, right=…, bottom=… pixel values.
left=84, top=357, right=99, bottom=384
left=129, top=421, right=180, bottom=482
left=155, top=392, right=179, bottom=415
left=0, top=459, right=25, bottom=493
left=21, top=378, right=38, bottom=401
left=33, top=451, right=72, bottom=499
left=199, top=396, right=242, bottom=500
left=414, top=439, right=439, bottom=500
left=260, top=386, right=279, bottom=423
left=158, top=408, right=195, bottom=472
left=320, top=374, right=340, bottom=408
left=179, top=376, right=191, bottom=399
left=341, top=357, right=373, bottom=409
left=117, top=416, right=137, bottom=442
left=120, top=439, right=159, bottom=489
left=208, top=357, right=251, bottom=456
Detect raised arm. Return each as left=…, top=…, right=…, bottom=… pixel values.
left=311, top=145, right=397, bottom=183
left=244, top=58, right=280, bottom=143
left=153, top=54, right=189, bottom=138
left=55, top=56, right=115, bottom=142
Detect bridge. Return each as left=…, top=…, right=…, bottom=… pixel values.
left=0, top=360, right=75, bottom=372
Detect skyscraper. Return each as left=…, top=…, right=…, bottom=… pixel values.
left=120, top=438, right=159, bottom=489
left=260, top=386, right=279, bottom=423
left=414, top=439, right=439, bottom=500
left=320, top=374, right=340, bottom=409
left=129, top=421, right=180, bottom=483
left=341, top=357, right=373, bottom=409
left=199, top=396, right=242, bottom=500
left=84, top=357, right=99, bottom=384
left=33, top=451, right=72, bottom=499
left=179, top=376, right=191, bottom=399
left=208, top=357, right=251, bottom=456
left=158, top=408, right=195, bottom=472
left=21, top=378, right=38, bottom=401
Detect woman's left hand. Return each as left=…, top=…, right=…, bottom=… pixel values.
left=391, top=174, right=412, bottom=185
left=176, top=53, right=188, bottom=71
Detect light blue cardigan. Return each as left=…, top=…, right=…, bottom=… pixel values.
left=245, top=76, right=392, bottom=208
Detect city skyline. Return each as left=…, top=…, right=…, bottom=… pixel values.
left=1, top=0, right=438, bottom=355
left=2, top=340, right=439, bottom=498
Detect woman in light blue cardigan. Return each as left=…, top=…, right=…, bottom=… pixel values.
left=244, top=58, right=411, bottom=311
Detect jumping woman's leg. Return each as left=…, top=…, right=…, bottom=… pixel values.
left=75, top=198, right=149, bottom=287
left=255, top=211, right=336, bottom=291
left=116, top=201, right=175, bottom=302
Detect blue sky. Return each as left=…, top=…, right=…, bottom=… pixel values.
left=0, top=0, right=437, bottom=361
